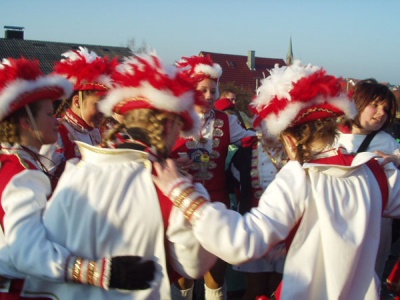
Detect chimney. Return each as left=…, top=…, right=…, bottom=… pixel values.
left=4, top=26, right=24, bottom=40
left=247, top=50, right=255, bottom=70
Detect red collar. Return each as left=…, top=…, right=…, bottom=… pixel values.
left=64, top=109, right=94, bottom=132
left=310, top=148, right=354, bottom=166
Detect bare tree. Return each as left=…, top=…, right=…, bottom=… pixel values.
left=125, top=38, right=150, bottom=54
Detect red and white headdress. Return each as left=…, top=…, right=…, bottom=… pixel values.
left=251, top=60, right=357, bottom=137
left=99, top=53, right=201, bottom=136
left=176, top=55, right=222, bottom=84
left=54, top=46, right=118, bottom=92
left=0, top=57, right=73, bottom=121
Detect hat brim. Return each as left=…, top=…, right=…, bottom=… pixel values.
left=0, top=76, right=73, bottom=121
left=291, top=103, right=345, bottom=126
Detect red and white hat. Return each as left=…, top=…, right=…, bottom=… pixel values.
left=54, top=46, right=118, bottom=92
left=251, top=60, right=357, bottom=137
left=99, top=53, right=201, bottom=137
left=0, top=57, right=73, bottom=121
left=176, top=55, right=222, bottom=84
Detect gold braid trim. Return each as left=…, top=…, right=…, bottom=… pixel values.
left=292, top=107, right=338, bottom=126
left=185, top=197, right=207, bottom=221
left=82, top=82, right=109, bottom=90
left=65, top=256, right=109, bottom=289
left=113, top=96, right=150, bottom=114
left=174, top=187, right=195, bottom=208
left=72, top=257, right=82, bottom=282
left=87, top=260, right=96, bottom=286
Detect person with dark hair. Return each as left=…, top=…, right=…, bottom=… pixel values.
left=153, top=61, right=400, bottom=299
left=336, top=78, right=400, bottom=290
left=172, top=55, right=255, bottom=299
left=220, top=89, right=237, bottom=105
left=40, top=47, right=118, bottom=186
left=217, top=90, right=253, bottom=130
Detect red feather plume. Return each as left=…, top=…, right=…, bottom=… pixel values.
left=176, top=55, right=214, bottom=70
left=0, top=58, right=43, bottom=89
left=54, top=49, right=118, bottom=90
left=113, top=54, right=196, bottom=98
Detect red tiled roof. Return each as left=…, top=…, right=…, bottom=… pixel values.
left=200, top=51, right=286, bottom=92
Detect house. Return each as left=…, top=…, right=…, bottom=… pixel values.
left=0, top=26, right=132, bottom=73
left=199, top=50, right=286, bottom=92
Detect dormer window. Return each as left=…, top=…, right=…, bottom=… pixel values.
left=226, top=60, right=234, bottom=68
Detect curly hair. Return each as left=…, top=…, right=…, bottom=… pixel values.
left=0, top=102, right=42, bottom=145
left=101, top=121, right=126, bottom=148
left=103, top=108, right=182, bottom=158
left=282, top=117, right=338, bottom=164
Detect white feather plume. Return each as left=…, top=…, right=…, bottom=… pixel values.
left=61, top=46, right=99, bottom=63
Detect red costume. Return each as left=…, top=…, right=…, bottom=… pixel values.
left=173, top=110, right=231, bottom=206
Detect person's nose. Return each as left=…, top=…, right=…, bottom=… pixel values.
left=204, top=90, right=212, bottom=100
left=376, top=106, right=386, bottom=116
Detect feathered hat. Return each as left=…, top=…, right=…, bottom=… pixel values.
left=176, top=55, right=222, bottom=84
left=53, top=46, right=118, bottom=92
left=0, top=57, right=73, bottom=121
left=99, top=52, right=201, bottom=136
left=251, top=60, right=357, bottom=137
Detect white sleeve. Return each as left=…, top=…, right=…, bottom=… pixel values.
left=228, top=114, right=255, bottom=146
left=166, top=185, right=217, bottom=279
left=190, top=162, right=307, bottom=265
left=382, top=162, right=400, bottom=217
left=2, top=170, right=70, bottom=281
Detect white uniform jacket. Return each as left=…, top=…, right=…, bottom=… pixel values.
left=336, top=130, right=400, bottom=278
left=189, top=151, right=400, bottom=300
left=24, top=142, right=216, bottom=300
left=336, top=131, right=400, bottom=157
left=0, top=145, right=70, bottom=292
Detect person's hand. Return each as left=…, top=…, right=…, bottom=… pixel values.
left=374, top=150, right=400, bottom=166
left=154, top=159, right=209, bottom=223
left=109, top=256, right=155, bottom=290
left=65, top=255, right=155, bottom=290
left=175, top=156, right=193, bottom=172
left=153, top=159, right=186, bottom=195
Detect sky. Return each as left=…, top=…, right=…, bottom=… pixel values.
left=3, top=0, right=400, bottom=85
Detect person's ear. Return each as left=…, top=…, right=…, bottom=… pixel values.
left=281, top=133, right=298, bottom=159
left=19, top=117, right=32, bottom=130
left=72, top=95, right=80, bottom=109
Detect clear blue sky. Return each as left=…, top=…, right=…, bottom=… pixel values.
left=3, top=0, right=400, bottom=85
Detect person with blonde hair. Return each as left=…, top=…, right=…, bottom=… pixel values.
left=23, top=53, right=216, bottom=299
left=0, top=58, right=154, bottom=299
left=153, top=61, right=400, bottom=299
